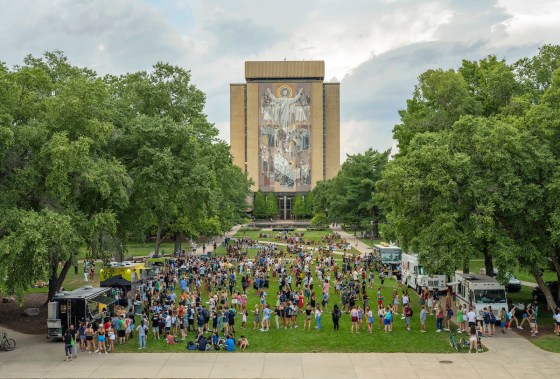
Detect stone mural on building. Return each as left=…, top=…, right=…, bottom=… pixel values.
left=258, top=82, right=312, bottom=192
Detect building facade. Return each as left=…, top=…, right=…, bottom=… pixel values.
left=230, top=61, right=340, bottom=219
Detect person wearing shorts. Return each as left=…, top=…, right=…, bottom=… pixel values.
left=350, top=306, right=358, bottom=333
left=97, top=327, right=107, bottom=354
left=383, top=306, right=392, bottom=333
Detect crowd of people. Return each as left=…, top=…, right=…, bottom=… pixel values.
left=60, top=234, right=560, bottom=361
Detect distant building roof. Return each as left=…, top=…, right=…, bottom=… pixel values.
left=245, top=61, right=325, bottom=80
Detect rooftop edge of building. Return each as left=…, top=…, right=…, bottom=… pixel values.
left=245, top=60, right=325, bottom=80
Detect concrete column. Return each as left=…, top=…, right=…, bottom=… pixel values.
left=283, top=196, right=287, bottom=220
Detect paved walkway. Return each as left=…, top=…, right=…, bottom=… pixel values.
left=0, top=328, right=558, bottom=378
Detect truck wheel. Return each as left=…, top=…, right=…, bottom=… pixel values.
left=416, top=285, right=421, bottom=294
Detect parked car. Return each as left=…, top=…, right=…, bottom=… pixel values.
left=480, top=268, right=522, bottom=292
left=504, top=273, right=521, bottom=292
left=532, top=281, right=559, bottom=302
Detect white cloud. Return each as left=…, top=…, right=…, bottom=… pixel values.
left=1, top=0, right=560, bottom=164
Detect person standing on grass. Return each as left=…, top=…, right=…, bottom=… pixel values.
left=384, top=305, right=392, bottom=333
left=401, top=290, right=409, bottom=318
left=435, top=305, right=444, bottom=332
left=366, top=306, right=373, bottom=333
left=350, top=305, right=358, bottom=333
left=262, top=304, right=271, bottom=331
left=420, top=304, right=427, bottom=333
left=332, top=304, right=342, bottom=331
left=304, top=304, right=312, bottom=331
left=403, top=303, right=412, bottom=331
left=456, top=304, right=465, bottom=333
left=427, top=292, right=434, bottom=315
left=106, top=325, right=115, bottom=353
left=392, top=290, right=399, bottom=315
left=137, top=321, right=148, bottom=349
left=444, top=305, right=453, bottom=332
left=315, top=306, right=322, bottom=330
left=378, top=304, right=385, bottom=329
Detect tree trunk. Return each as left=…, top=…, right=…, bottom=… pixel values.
left=47, top=260, right=72, bottom=302
left=483, top=246, right=493, bottom=277
left=533, top=268, right=557, bottom=311
left=154, top=221, right=163, bottom=255
left=174, top=232, right=182, bottom=253
left=462, top=257, right=469, bottom=274
left=372, top=207, right=379, bottom=238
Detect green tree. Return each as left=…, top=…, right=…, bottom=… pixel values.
left=253, top=190, right=267, bottom=219
left=0, top=52, right=131, bottom=301
left=292, top=194, right=305, bottom=220
left=327, top=149, right=389, bottom=235
left=267, top=193, right=278, bottom=219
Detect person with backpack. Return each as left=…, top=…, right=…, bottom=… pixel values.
left=332, top=304, right=342, bottom=331
left=482, top=307, right=491, bottom=337
left=488, top=306, right=496, bottom=336
left=403, top=303, right=413, bottom=331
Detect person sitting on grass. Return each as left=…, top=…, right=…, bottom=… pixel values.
left=237, top=335, right=249, bottom=350
left=165, top=331, right=175, bottom=345
left=225, top=334, right=235, bottom=351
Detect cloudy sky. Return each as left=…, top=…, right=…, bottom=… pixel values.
left=2, top=0, right=560, bottom=162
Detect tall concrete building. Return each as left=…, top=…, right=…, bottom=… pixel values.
left=230, top=61, right=340, bottom=219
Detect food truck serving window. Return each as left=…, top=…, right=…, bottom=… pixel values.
left=473, top=289, right=507, bottom=303
left=90, top=295, right=116, bottom=305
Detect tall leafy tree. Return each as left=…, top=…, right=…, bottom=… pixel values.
left=0, top=52, right=131, bottom=301
left=266, top=193, right=278, bottom=219
left=253, top=190, right=267, bottom=219
left=327, top=149, right=389, bottom=235
left=292, top=194, right=305, bottom=220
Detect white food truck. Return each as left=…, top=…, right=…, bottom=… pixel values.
left=372, top=244, right=402, bottom=276
left=452, top=273, right=508, bottom=321
left=401, top=252, right=447, bottom=293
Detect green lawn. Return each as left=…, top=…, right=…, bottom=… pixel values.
left=531, top=335, right=560, bottom=353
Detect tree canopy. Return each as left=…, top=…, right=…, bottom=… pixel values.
left=0, top=52, right=250, bottom=301
left=378, top=46, right=560, bottom=311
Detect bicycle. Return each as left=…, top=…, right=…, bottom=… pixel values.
left=1, top=331, right=16, bottom=351
left=449, top=333, right=459, bottom=352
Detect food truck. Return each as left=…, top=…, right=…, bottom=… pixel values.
left=401, top=252, right=447, bottom=293
left=372, top=243, right=402, bottom=276
left=47, top=286, right=115, bottom=339
left=99, top=261, right=146, bottom=298
left=452, top=273, right=508, bottom=321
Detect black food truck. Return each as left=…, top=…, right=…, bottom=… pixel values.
left=47, top=286, right=116, bottom=340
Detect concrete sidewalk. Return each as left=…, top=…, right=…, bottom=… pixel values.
left=1, top=328, right=558, bottom=379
